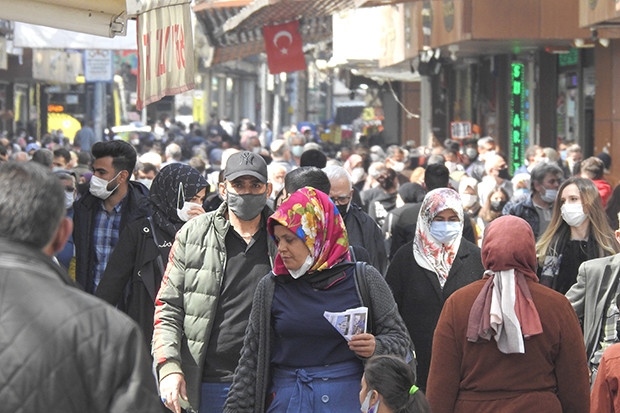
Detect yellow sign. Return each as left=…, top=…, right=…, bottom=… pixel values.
left=362, top=107, right=375, bottom=121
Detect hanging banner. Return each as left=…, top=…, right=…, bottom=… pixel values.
left=136, top=2, right=194, bottom=110
left=263, top=20, right=306, bottom=75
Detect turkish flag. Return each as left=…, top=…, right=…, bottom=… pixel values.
left=263, top=20, right=307, bottom=74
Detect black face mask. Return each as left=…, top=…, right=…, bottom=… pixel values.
left=490, top=200, right=506, bottom=212
left=337, top=203, right=350, bottom=218
left=498, top=168, right=511, bottom=180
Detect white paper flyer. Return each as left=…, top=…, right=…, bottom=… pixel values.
left=323, top=306, right=368, bottom=341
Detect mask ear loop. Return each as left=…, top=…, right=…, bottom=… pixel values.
left=178, top=182, right=185, bottom=210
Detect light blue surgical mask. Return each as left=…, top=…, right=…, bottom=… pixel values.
left=430, top=221, right=461, bottom=244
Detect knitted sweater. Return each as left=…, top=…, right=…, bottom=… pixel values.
left=223, top=264, right=413, bottom=413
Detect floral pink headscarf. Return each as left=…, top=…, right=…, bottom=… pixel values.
left=413, top=187, right=464, bottom=286
left=268, top=187, right=350, bottom=276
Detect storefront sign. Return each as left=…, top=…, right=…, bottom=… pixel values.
left=84, top=49, right=113, bottom=82
left=450, top=121, right=471, bottom=139
left=33, top=49, right=82, bottom=84
left=136, top=2, right=195, bottom=110
left=510, top=63, right=525, bottom=172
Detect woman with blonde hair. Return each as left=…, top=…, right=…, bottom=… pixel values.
left=536, top=176, right=620, bottom=294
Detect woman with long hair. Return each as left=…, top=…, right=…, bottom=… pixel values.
left=476, top=187, right=509, bottom=246
left=360, top=355, right=431, bottom=413
left=536, top=177, right=619, bottom=294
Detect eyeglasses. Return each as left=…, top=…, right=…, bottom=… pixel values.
left=330, top=195, right=351, bottom=205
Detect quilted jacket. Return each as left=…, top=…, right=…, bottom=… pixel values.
left=152, top=202, right=277, bottom=410
left=0, top=238, right=161, bottom=412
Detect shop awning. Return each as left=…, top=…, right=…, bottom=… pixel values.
left=0, top=0, right=129, bottom=37
left=0, top=0, right=191, bottom=37
left=194, top=0, right=410, bottom=65
left=0, top=0, right=195, bottom=109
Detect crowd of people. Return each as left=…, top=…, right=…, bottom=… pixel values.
left=5, top=114, right=620, bottom=413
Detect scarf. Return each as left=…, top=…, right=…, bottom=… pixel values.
left=413, top=187, right=464, bottom=287
left=466, top=215, right=543, bottom=353
left=148, top=163, right=208, bottom=238
left=268, top=187, right=350, bottom=277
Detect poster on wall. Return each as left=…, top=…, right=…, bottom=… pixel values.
left=450, top=121, right=472, bottom=139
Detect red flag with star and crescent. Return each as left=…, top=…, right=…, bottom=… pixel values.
left=263, top=20, right=307, bottom=74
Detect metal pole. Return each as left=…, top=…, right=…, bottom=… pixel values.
left=420, top=76, right=432, bottom=147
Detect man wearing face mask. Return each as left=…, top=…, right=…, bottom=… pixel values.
left=466, top=136, right=496, bottom=182
left=72, top=140, right=151, bottom=294
left=288, top=133, right=306, bottom=167
left=477, top=153, right=513, bottom=205
left=54, top=170, right=78, bottom=275
left=152, top=151, right=278, bottom=413
left=324, top=165, right=388, bottom=274
left=503, top=163, right=564, bottom=240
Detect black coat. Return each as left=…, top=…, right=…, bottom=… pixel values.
left=0, top=239, right=161, bottom=412
left=95, top=216, right=171, bottom=345
left=73, top=181, right=151, bottom=293
left=344, top=203, right=388, bottom=274
left=385, top=238, right=484, bottom=390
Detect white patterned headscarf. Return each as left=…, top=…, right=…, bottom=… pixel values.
left=413, top=188, right=464, bottom=287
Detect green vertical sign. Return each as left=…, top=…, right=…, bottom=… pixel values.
left=510, top=63, right=525, bottom=173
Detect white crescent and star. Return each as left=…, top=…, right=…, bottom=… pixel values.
left=273, top=30, right=293, bottom=54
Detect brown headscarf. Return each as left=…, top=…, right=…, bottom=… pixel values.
left=467, top=215, right=543, bottom=353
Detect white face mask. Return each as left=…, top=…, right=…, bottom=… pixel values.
left=137, top=178, right=153, bottom=189
left=461, top=193, right=478, bottom=208
left=540, top=188, right=558, bottom=204
left=351, top=167, right=366, bottom=183
left=391, top=161, right=405, bottom=172
left=89, top=172, right=121, bottom=200
left=561, top=203, right=588, bottom=227
left=430, top=221, right=461, bottom=244
left=64, top=191, right=75, bottom=209
left=288, top=253, right=314, bottom=279
left=272, top=181, right=284, bottom=195
left=360, top=390, right=379, bottom=413
left=177, top=202, right=202, bottom=222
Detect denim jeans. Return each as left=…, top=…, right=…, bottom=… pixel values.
left=198, top=382, right=230, bottom=413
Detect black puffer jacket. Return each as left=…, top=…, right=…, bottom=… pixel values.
left=0, top=239, right=161, bottom=413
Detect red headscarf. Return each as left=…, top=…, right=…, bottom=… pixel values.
left=467, top=215, right=543, bottom=353
left=268, top=187, right=350, bottom=276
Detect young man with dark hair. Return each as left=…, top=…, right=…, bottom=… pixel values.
left=73, top=140, right=150, bottom=293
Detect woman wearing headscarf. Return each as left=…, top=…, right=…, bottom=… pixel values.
left=386, top=187, right=484, bottom=391
left=426, top=215, right=590, bottom=413
left=95, top=163, right=207, bottom=344
left=224, top=187, right=412, bottom=413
